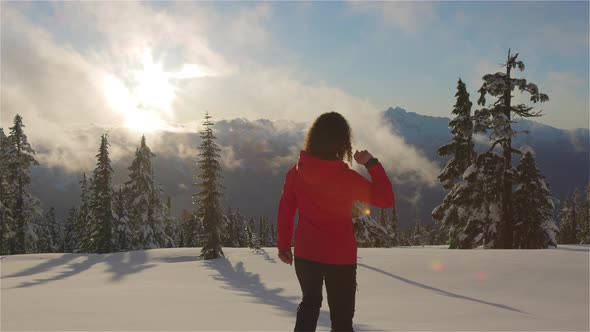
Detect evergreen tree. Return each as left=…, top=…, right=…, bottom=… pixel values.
left=389, top=205, right=400, bottom=246
left=113, top=188, right=132, bottom=251
left=246, top=216, right=261, bottom=251
left=125, top=135, right=157, bottom=249
left=558, top=189, right=582, bottom=244
left=89, top=133, right=114, bottom=253
left=193, top=112, right=225, bottom=259
left=476, top=50, right=549, bottom=248
left=433, top=79, right=478, bottom=248
left=37, top=209, right=51, bottom=253
left=151, top=170, right=173, bottom=248
left=433, top=153, right=504, bottom=249
left=38, top=207, right=61, bottom=253
left=6, top=114, right=41, bottom=254
left=353, top=202, right=388, bottom=247
left=0, top=128, right=15, bottom=255
left=438, top=79, right=476, bottom=190
left=512, top=149, right=557, bottom=248
left=63, top=207, right=77, bottom=253
left=162, top=196, right=179, bottom=248
left=77, top=173, right=93, bottom=252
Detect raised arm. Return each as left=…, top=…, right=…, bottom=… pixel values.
left=348, top=155, right=395, bottom=208
left=276, top=166, right=297, bottom=252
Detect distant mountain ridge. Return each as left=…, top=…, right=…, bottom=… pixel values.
left=29, top=108, right=589, bottom=229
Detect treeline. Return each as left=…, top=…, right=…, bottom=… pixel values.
left=0, top=113, right=275, bottom=256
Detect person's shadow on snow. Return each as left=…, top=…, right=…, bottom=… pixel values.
left=201, top=257, right=385, bottom=331
left=358, top=263, right=528, bottom=314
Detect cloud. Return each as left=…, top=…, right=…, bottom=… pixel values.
left=1, top=1, right=441, bottom=186
left=347, top=1, right=437, bottom=33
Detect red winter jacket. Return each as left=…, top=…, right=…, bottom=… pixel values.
left=276, top=150, right=395, bottom=265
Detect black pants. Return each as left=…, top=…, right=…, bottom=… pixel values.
left=294, top=257, right=357, bottom=332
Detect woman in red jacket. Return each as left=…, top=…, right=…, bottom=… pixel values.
left=276, top=112, right=395, bottom=332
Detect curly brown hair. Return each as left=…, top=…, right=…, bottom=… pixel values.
left=303, top=112, right=353, bottom=165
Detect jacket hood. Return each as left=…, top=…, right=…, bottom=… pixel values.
left=296, top=150, right=348, bottom=184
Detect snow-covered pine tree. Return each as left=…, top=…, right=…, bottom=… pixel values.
left=433, top=152, right=504, bottom=248
left=558, top=195, right=574, bottom=244
left=433, top=79, right=477, bottom=247
left=512, top=148, right=557, bottom=248
left=181, top=210, right=201, bottom=247
left=222, top=207, right=236, bottom=247
left=438, top=79, right=476, bottom=190
left=389, top=205, right=400, bottom=246
left=77, top=173, right=93, bottom=253
left=125, top=135, right=158, bottom=249
left=476, top=50, right=549, bottom=249
left=258, top=216, right=274, bottom=247
left=194, top=112, right=225, bottom=260
left=6, top=115, right=41, bottom=254
left=162, top=196, right=179, bottom=248
left=234, top=209, right=248, bottom=247
left=151, top=169, right=172, bottom=248
left=0, top=128, right=15, bottom=255
left=246, top=216, right=261, bottom=251
left=113, top=188, right=132, bottom=251
left=558, top=189, right=582, bottom=244
left=38, top=207, right=62, bottom=253
left=63, top=207, right=77, bottom=253
left=268, top=221, right=277, bottom=247
left=37, top=208, right=51, bottom=253
left=352, top=202, right=388, bottom=247
left=89, top=133, right=115, bottom=253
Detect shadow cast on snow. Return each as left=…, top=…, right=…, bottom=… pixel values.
left=202, top=256, right=385, bottom=331
left=3, top=250, right=156, bottom=288
left=358, top=263, right=528, bottom=315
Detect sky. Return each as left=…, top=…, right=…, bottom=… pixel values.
left=1, top=1, right=588, bottom=178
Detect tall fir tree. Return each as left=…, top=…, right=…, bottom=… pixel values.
left=6, top=114, right=41, bottom=254
left=246, top=216, right=261, bottom=250
left=125, top=135, right=160, bottom=249
left=77, top=173, right=93, bottom=252
left=193, top=112, right=225, bottom=259
left=113, top=188, right=132, bottom=251
left=38, top=207, right=61, bottom=253
left=476, top=50, right=549, bottom=249
left=558, top=195, right=576, bottom=244
left=433, top=79, right=478, bottom=248
left=512, top=149, right=557, bottom=248
left=437, top=79, right=476, bottom=190
left=89, top=133, right=114, bottom=253
left=0, top=128, right=15, bottom=255
left=162, top=196, right=179, bottom=248
left=63, top=207, right=78, bottom=253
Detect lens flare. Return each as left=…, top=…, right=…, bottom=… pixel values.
left=477, top=272, right=488, bottom=281
left=431, top=260, right=444, bottom=272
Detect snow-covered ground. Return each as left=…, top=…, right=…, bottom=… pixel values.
left=1, top=246, right=589, bottom=331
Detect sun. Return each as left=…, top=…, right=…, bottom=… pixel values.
left=102, top=49, right=211, bottom=133
left=134, top=51, right=175, bottom=115
left=101, top=50, right=173, bottom=132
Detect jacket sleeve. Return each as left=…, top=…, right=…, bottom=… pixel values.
left=277, top=166, right=297, bottom=251
left=348, top=162, right=395, bottom=208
